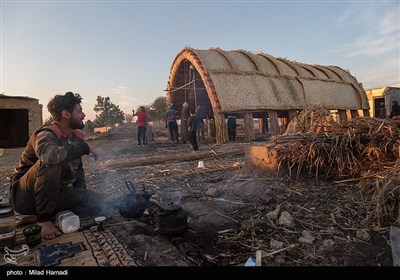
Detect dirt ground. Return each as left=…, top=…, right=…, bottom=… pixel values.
left=0, top=129, right=394, bottom=267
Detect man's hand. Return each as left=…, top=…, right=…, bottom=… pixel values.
left=89, top=145, right=98, bottom=161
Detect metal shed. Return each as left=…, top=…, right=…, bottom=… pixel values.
left=166, top=47, right=369, bottom=144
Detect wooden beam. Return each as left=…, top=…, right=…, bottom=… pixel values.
left=215, top=113, right=228, bottom=144
left=103, top=148, right=244, bottom=169
left=243, top=112, right=255, bottom=142
left=350, top=110, right=359, bottom=119
left=268, top=110, right=280, bottom=136
left=338, top=110, right=348, bottom=122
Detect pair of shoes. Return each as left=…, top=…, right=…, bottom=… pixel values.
left=138, top=143, right=142, bottom=145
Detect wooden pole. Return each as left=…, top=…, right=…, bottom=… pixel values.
left=268, top=110, right=280, bottom=136
left=243, top=112, right=255, bottom=142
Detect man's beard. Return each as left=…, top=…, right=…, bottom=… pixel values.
left=70, top=118, right=84, bottom=129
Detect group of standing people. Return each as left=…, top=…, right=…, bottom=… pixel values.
left=166, top=103, right=205, bottom=151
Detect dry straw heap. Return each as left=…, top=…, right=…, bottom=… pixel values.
left=271, top=111, right=400, bottom=227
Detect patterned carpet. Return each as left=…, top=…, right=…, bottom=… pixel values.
left=1, top=225, right=136, bottom=267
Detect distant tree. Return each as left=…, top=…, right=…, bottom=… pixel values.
left=84, top=120, right=95, bottom=133
left=145, top=96, right=166, bottom=121
left=43, top=116, right=54, bottom=125
left=93, top=96, right=125, bottom=127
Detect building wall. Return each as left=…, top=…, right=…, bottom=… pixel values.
left=365, top=87, right=400, bottom=117
left=0, top=96, right=42, bottom=137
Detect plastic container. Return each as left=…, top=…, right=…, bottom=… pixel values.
left=55, top=210, right=80, bottom=233
left=0, top=207, right=15, bottom=250
left=23, top=224, right=42, bottom=247
left=244, top=257, right=256, bottom=266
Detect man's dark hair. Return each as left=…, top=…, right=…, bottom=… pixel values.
left=47, top=92, right=82, bottom=121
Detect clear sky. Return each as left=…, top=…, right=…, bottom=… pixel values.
left=1, top=0, right=399, bottom=121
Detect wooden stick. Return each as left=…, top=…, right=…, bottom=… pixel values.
left=256, top=250, right=262, bottom=266
left=263, top=244, right=296, bottom=258
left=103, top=148, right=245, bottom=169
left=215, top=211, right=239, bottom=223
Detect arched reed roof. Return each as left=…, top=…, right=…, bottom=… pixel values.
left=167, top=47, right=368, bottom=113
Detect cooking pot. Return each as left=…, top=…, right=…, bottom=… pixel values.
left=158, top=203, right=188, bottom=235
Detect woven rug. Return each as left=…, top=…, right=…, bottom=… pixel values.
left=1, top=227, right=136, bottom=267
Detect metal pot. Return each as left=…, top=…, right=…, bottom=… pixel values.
left=158, top=203, right=188, bottom=235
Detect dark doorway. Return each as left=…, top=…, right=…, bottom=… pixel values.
left=0, top=109, right=29, bottom=148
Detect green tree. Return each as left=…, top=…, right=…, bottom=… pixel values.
left=144, top=96, right=166, bottom=121
left=93, top=96, right=125, bottom=127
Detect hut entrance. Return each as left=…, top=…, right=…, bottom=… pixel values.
left=0, top=109, right=29, bottom=148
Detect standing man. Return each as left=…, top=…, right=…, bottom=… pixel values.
left=133, top=106, right=148, bottom=145
left=187, top=109, right=199, bottom=151
left=165, top=104, right=179, bottom=144
left=180, top=102, right=189, bottom=144
left=10, top=92, right=105, bottom=240
left=390, top=101, right=400, bottom=118
left=379, top=102, right=387, bottom=119
left=227, top=114, right=237, bottom=141
left=196, top=105, right=206, bottom=144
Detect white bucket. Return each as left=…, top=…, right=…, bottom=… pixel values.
left=198, top=160, right=205, bottom=168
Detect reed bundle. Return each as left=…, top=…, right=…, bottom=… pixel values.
left=273, top=114, right=400, bottom=226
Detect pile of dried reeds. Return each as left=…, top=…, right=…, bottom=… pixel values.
left=296, top=107, right=340, bottom=133
left=272, top=114, right=400, bottom=227
left=273, top=116, right=400, bottom=180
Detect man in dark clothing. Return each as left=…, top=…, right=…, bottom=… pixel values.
left=390, top=101, right=400, bottom=118
left=165, top=104, right=179, bottom=143
left=187, top=109, right=199, bottom=151
left=379, top=102, right=387, bottom=118
left=10, top=92, right=105, bottom=239
left=227, top=114, right=237, bottom=141
left=180, top=102, right=190, bottom=144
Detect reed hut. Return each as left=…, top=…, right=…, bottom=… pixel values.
left=0, top=94, right=42, bottom=148
left=166, top=47, right=369, bottom=144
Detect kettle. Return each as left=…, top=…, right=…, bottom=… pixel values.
left=117, top=180, right=152, bottom=218
left=158, top=203, right=188, bottom=235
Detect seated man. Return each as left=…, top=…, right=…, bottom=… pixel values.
left=10, top=92, right=105, bottom=239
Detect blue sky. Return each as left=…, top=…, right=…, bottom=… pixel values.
left=1, top=0, right=399, bottom=121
